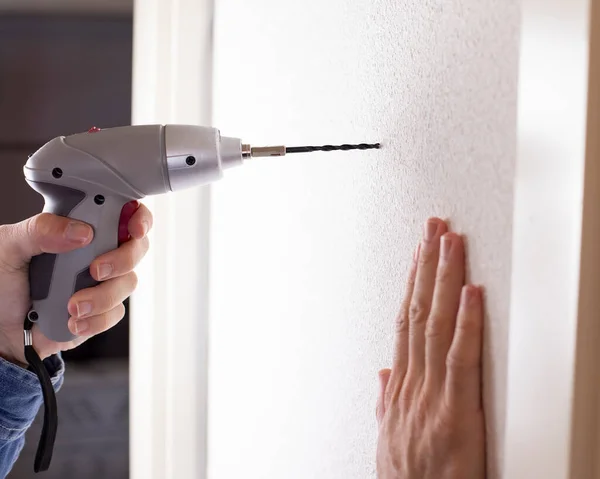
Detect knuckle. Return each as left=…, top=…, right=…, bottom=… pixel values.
left=399, top=374, right=419, bottom=402
left=103, top=311, right=111, bottom=332
left=141, top=235, right=150, bottom=253
left=116, top=303, right=126, bottom=320
left=418, top=247, right=436, bottom=267
left=415, top=395, right=431, bottom=422
left=116, top=250, right=135, bottom=272
left=395, top=313, right=409, bottom=335
left=409, top=300, right=429, bottom=325
left=103, top=292, right=118, bottom=309
left=30, top=213, right=54, bottom=237
left=459, top=315, right=482, bottom=334
left=399, top=386, right=414, bottom=404
left=446, top=352, right=477, bottom=372
left=124, top=255, right=136, bottom=272
left=425, top=315, right=451, bottom=340
left=432, top=414, right=455, bottom=442
left=144, top=209, right=154, bottom=231
left=138, top=203, right=152, bottom=219
left=425, top=320, right=444, bottom=340
left=134, top=237, right=150, bottom=263
left=129, top=271, right=139, bottom=290
left=26, top=215, right=41, bottom=240
left=435, top=264, right=453, bottom=283
left=99, top=285, right=118, bottom=307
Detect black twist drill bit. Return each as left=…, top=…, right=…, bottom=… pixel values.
left=286, top=143, right=381, bottom=154
left=244, top=142, right=381, bottom=158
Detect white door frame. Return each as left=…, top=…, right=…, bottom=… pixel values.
left=129, top=1, right=213, bottom=478
left=504, top=0, right=600, bottom=478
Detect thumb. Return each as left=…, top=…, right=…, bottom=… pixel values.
left=0, top=213, right=93, bottom=268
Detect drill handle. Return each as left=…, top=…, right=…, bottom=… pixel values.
left=28, top=182, right=133, bottom=343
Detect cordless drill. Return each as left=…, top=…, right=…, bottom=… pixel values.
left=24, top=124, right=380, bottom=343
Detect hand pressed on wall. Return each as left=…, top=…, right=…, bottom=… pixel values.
left=0, top=203, right=152, bottom=366
left=376, top=218, right=486, bottom=479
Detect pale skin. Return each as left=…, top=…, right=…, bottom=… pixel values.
left=0, top=204, right=153, bottom=366
left=376, top=217, right=486, bottom=479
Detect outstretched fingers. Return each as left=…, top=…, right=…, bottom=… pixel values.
left=404, top=218, right=447, bottom=395
left=424, top=233, right=465, bottom=391
left=445, top=285, right=484, bottom=412
left=391, top=245, right=419, bottom=388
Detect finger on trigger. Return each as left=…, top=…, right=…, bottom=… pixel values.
left=128, top=202, right=153, bottom=239
left=90, top=236, right=149, bottom=281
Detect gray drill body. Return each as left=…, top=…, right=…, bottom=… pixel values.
left=23, top=124, right=242, bottom=342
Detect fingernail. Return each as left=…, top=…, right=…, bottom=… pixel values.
left=424, top=219, right=439, bottom=242
left=97, top=263, right=113, bottom=280
left=463, top=285, right=480, bottom=306
left=142, top=221, right=149, bottom=236
left=75, top=320, right=89, bottom=335
left=76, top=301, right=92, bottom=317
left=65, top=222, right=92, bottom=243
left=441, top=234, right=453, bottom=260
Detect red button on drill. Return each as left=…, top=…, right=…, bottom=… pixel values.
left=88, top=126, right=101, bottom=133
left=118, top=200, right=140, bottom=245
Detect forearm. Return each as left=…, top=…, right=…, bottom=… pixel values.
left=0, top=354, right=64, bottom=478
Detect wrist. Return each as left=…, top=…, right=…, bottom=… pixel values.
left=0, top=328, right=59, bottom=369
left=0, top=331, right=27, bottom=368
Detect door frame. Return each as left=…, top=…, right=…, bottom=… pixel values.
left=504, top=0, right=600, bottom=478
left=129, top=1, right=213, bottom=478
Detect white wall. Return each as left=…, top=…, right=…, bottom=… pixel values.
left=208, top=1, right=519, bottom=478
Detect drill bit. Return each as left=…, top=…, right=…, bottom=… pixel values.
left=242, top=142, right=381, bottom=158
left=286, top=143, right=381, bottom=154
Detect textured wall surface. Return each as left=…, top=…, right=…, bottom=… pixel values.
left=208, top=1, right=519, bottom=478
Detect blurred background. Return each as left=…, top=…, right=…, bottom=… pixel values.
left=0, top=2, right=133, bottom=478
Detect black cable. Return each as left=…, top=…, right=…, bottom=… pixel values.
left=286, top=143, right=381, bottom=154
left=23, top=317, right=57, bottom=473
